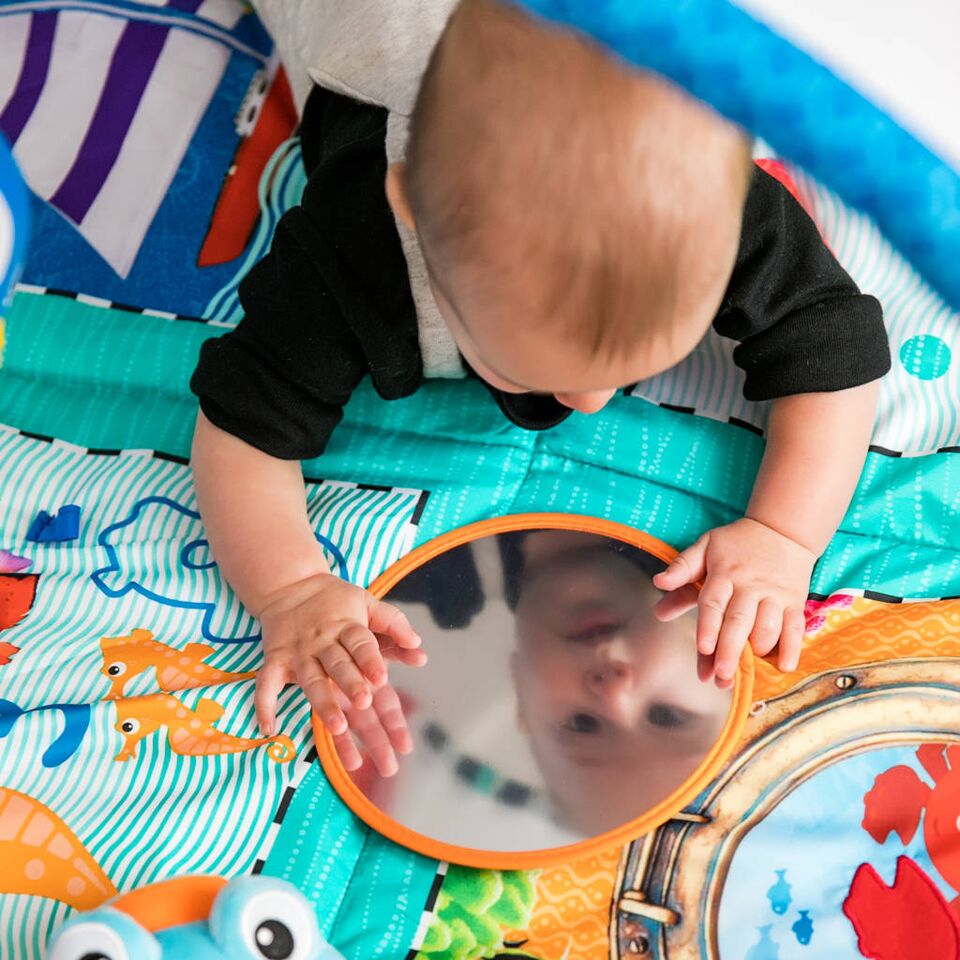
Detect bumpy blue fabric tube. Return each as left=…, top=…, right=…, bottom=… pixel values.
left=517, top=0, right=960, bottom=312
left=0, top=134, right=29, bottom=310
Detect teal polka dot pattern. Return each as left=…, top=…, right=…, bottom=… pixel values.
left=899, top=334, right=952, bottom=380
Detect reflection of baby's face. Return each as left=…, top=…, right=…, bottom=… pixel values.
left=511, top=532, right=732, bottom=835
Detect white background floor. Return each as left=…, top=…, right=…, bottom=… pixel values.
left=737, top=0, right=960, bottom=169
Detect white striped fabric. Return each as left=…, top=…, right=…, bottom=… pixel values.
left=196, top=0, right=246, bottom=30
left=0, top=424, right=425, bottom=958
left=10, top=12, right=125, bottom=198
left=0, top=8, right=236, bottom=278
left=0, top=14, right=30, bottom=112
left=632, top=153, right=960, bottom=456
left=135, top=0, right=246, bottom=28
left=77, top=26, right=230, bottom=278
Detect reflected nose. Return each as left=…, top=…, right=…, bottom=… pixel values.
left=584, top=660, right=635, bottom=721
left=554, top=390, right=615, bottom=414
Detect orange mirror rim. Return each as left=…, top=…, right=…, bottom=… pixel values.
left=313, top=512, right=754, bottom=870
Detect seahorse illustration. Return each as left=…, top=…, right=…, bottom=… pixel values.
left=100, top=629, right=256, bottom=699
left=114, top=694, right=295, bottom=764
left=0, top=787, right=117, bottom=910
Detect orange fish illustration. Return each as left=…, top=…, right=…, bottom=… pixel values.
left=114, top=694, right=295, bottom=764
left=0, top=787, right=117, bottom=910
left=99, top=629, right=256, bottom=699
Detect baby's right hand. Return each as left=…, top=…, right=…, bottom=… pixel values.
left=254, top=573, right=425, bottom=758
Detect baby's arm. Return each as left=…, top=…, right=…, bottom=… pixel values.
left=654, top=379, right=879, bottom=682
left=192, top=412, right=424, bottom=773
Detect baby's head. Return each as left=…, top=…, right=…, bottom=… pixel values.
left=387, top=0, right=753, bottom=413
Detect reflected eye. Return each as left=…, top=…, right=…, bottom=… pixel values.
left=119, top=719, right=140, bottom=735
left=566, top=622, right=620, bottom=644
left=563, top=713, right=601, bottom=735
left=106, top=663, right=126, bottom=677
left=647, top=704, right=694, bottom=729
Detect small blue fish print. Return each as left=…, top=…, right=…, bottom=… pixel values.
left=792, top=910, right=813, bottom=945
left=766, top=870, right=792, bottom=916
left=745, top=925, right=779, bottom=960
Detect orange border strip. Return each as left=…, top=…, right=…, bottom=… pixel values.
left=314, top=513, right=754, bottom=870
left=112, top=875, right=227, bottom=931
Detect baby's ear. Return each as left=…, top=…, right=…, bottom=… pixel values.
left=385, top=162, right=416, bottom=231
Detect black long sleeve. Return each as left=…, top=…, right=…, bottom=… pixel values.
left=190, top=88, right=422, bottom=460
left=716, top=167, right=890, bottom=401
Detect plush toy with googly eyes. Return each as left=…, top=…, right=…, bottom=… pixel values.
left=46, top=875, right=344, bottom=960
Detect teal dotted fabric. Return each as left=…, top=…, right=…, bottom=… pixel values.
left=1, top=294, right=958, bottom=601
left=900, top=334, right=952, bottom=381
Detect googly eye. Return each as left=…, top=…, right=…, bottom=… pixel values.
left=119, top=719, right=139, bottom=735
left=46, top=910, right=159, bottom=960
left=106, top=663, right=126, bottom=677
left=252, top=917, right=295, bottom=958
left=210, top=877, right=326, bottom=960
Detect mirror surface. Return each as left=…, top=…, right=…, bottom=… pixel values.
left=338, top=527, right=735, bottom=855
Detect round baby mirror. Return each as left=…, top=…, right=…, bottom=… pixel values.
left=314, top=514, right=753, bottom=869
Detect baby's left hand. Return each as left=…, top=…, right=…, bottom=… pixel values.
left=652, top=518, right=815, bottom=686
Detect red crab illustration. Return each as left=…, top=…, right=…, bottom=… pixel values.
left=844, top=856, right=960, bottom=960
left=863, top=744, right=960, bottom=907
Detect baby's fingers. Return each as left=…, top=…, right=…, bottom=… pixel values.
left=714, top=592, right=758, bottom=684
left=654, top=583, right=699, bottom=622
left=339, top=622, right=387, bottom=691
left=696, top=577, right=733, bottom=657
left=332, top=728, right=363, bottom=772
left=777, top=607, right=805, bottom=673
left=317, top=624, right=380, bottom=710
left=749, top=599, right=783, bottom=658
left=351, top=704, right=399, bottom=778
left=297, top=657, right=347, bottom=735
left=368, top=599, right=422, bottom=650
left=372, top=685, right=413, bottom=756
left=654, top=536, right=708, bottom=592
left=255, top=657, right=291, bottom=736
left=381, top=644, right=429, bottom=668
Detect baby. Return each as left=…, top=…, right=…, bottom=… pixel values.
left=190, top=0, right=890, bottom=763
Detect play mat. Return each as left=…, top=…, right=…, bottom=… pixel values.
left=2, top=1, right=960, bottom=958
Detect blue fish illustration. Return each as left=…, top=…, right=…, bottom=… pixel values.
left=746, top=925, right=779, bottom=960
left=792, top=910, right=814, bottom=945
left=766, top=870, right=792, bottom=915
left=0, top=699, right=90, bottom=767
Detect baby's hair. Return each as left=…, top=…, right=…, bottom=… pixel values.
left=497, top=531, right=667, bottom=611
left=405, top=0, right=754, bottom=360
